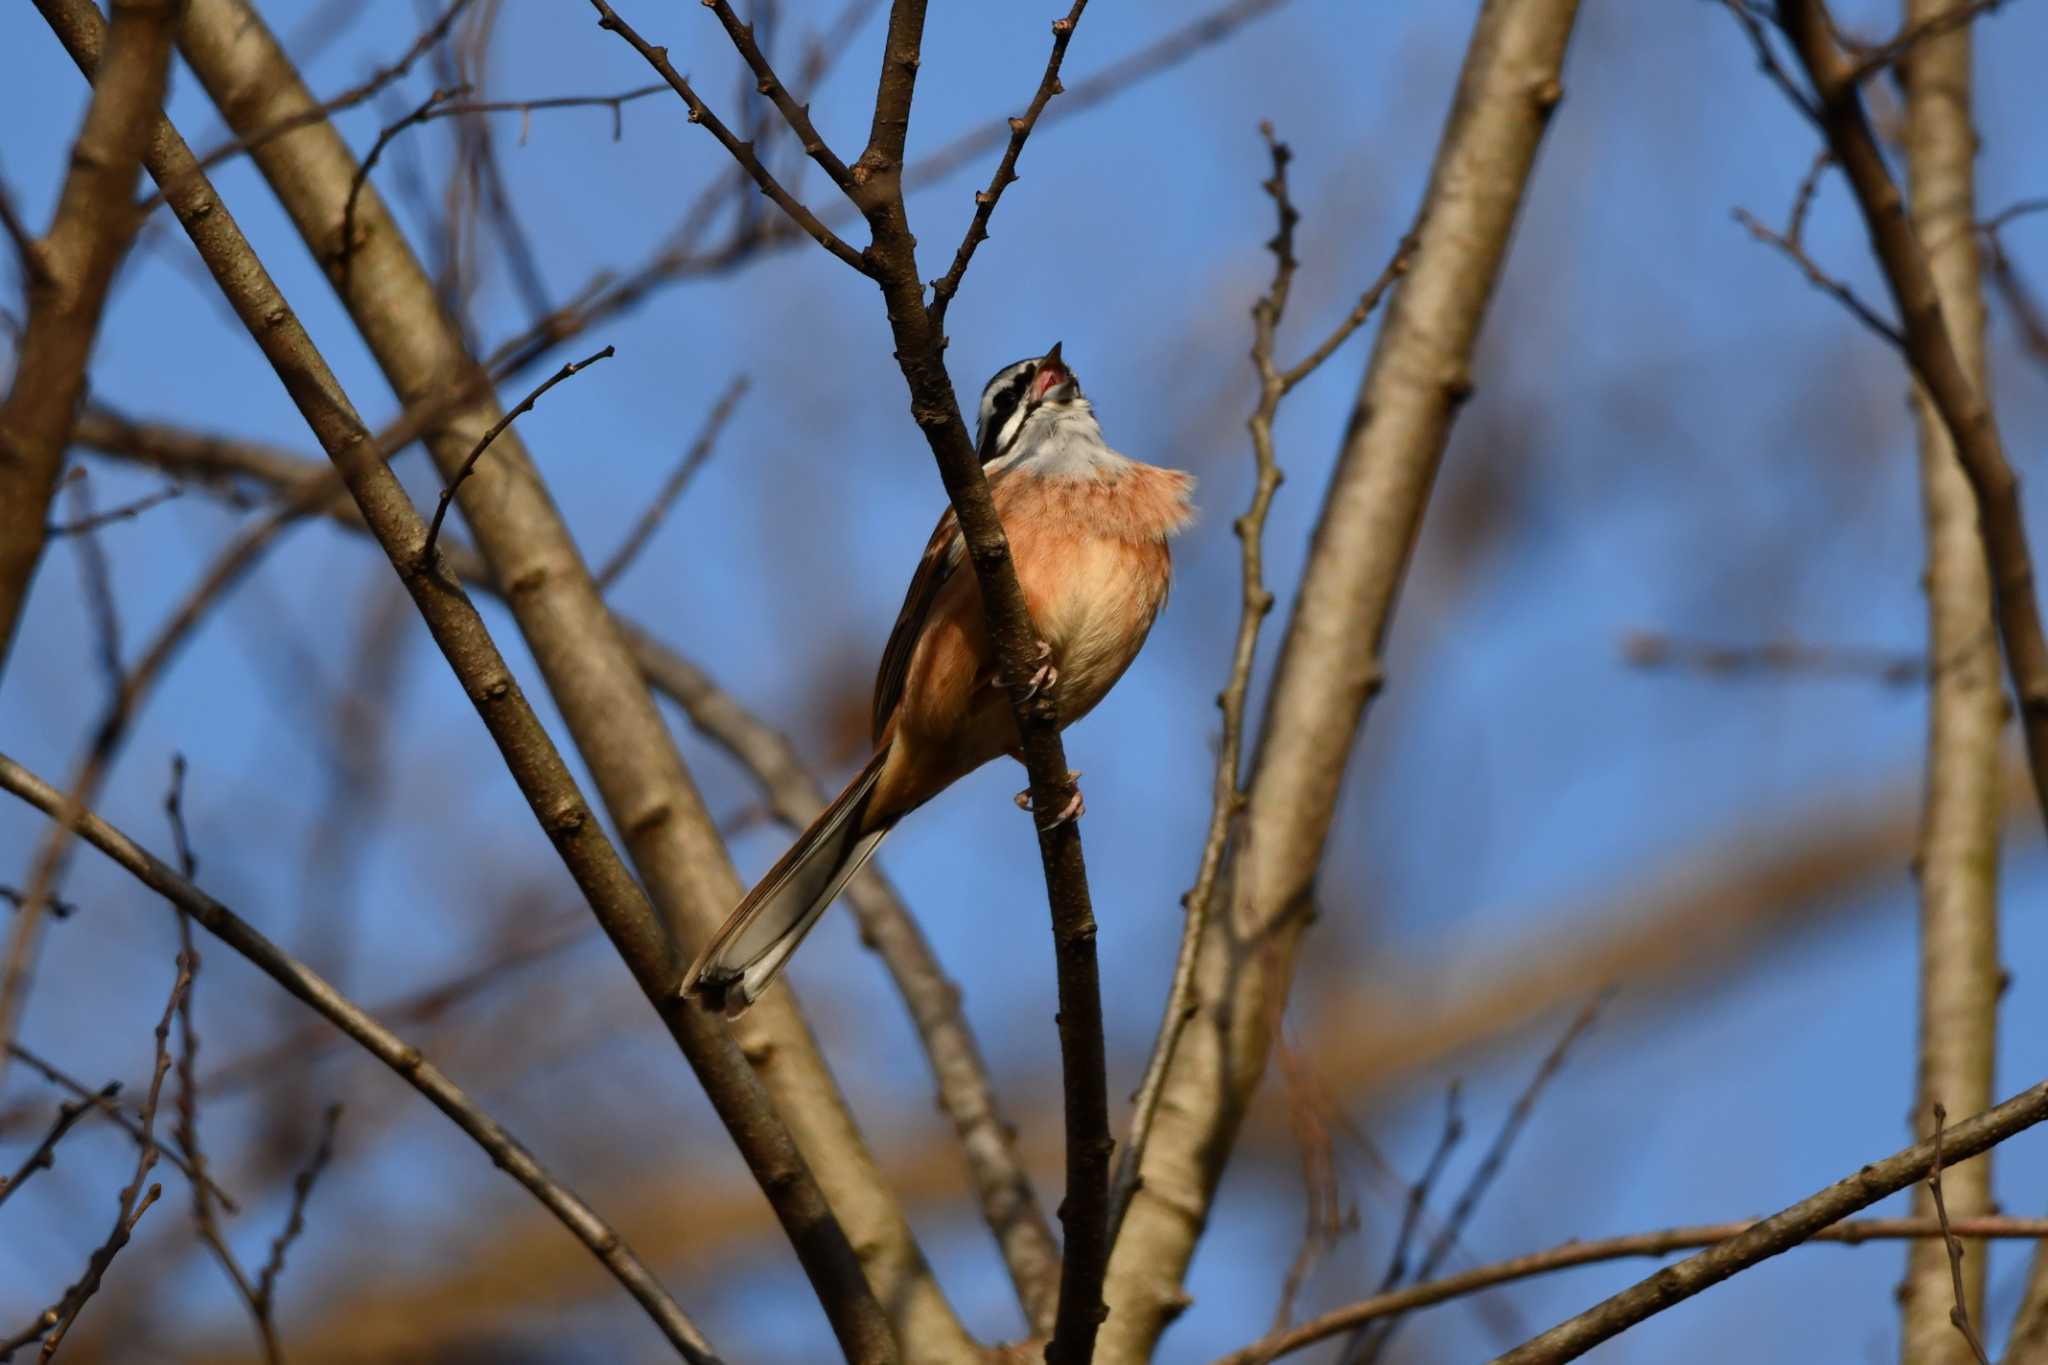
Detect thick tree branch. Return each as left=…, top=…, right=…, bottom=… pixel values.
left=0, top=0, right=176, bottom=676
left=1099, top=3, right=1581, bottom=1357
left=32, top=6, right=898, bottom=1356
left=155, top=0, right=957, bottom=1349
left=1893, top=4, right=2003, bottom=1359
left=1490, top=1078, right=2048, bottom=1364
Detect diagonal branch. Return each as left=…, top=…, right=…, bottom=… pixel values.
left=1490, top=1077, right=2048, bottom=1364
left=0, top=753, right=723, bottom=1365
left=587, top=1, right=869, bottom=272
left=701, top=0, right=856, bottom=191
left=926, top=2, right=1088, bottom=327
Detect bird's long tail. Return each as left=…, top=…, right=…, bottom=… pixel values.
left=682, top=748, right=893, bottom=1017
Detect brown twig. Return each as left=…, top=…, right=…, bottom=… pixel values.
left=0, top=751, right=722, bottom=1365
left=701, top=0, right=855, bottom=191
left=2, top=955, right=186, bottom=1363
left=0, top=1083, right=117, bottom=1210
left=424, top=83, right=668, bottom=143
left=45, top=482, right=184, bottom=536
left=1733, top=204, right=1905, bottom=348
left=1926, top=1105, right=1993, bottom=1363
left=0, top=488, right=325, bottom=1096
left=1621, top=630, right=1927, bottom=686
left=586, top=1, right=869, bottom=272
left=1348, top=993, right=1608, bottom=1363
left=336, top=85, right=472, bottom=273
left=162, top=757, right=280, bottom=1362
left=1842, top=0, right=2008, bottom=82
left=148, top=0, right=480, bottom=210
left=594, top=373, right=749, bottom=590
left=252, top=1102, right=343, bottom=1324
left=924, top=2, right=1088, bottom=327
left=600, top=0, right=1119, bottom=1352
left=1111, top=126, right=1414, bottom=1247
left=1210, top=1213, right=2048, bottom=1365
left=5, top=1041, right=235, bottom=1208
left=419, top=343, right=614, bottom=563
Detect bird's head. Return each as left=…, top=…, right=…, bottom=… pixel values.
left=974, top=343, right=1083, bottom=464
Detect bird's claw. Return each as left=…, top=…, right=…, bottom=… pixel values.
left=1014, top=771, right=1085, bottom=827
left=1020, top=639, right=1058, bottom=701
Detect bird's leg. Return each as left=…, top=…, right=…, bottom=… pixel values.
left=1014, top=770, right=1084, bottom=827
left=1020, top=637, right=1059, bottom=701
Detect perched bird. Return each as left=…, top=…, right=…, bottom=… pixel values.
left=683, top=345, right=1195, bottom=1016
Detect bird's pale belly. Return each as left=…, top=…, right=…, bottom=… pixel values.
left=1029, top=534, right=1168, bottom=726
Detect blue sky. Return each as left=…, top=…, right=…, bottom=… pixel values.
left=6, top=0, right=2048, bottom=1361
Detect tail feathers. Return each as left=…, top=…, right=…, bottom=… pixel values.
left=684, top=749, right=893, bottom=1017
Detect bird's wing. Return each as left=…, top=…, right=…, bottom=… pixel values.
left=870, top=467, right=1020, bottom=745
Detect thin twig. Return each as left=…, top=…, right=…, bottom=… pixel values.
left=586, top=0, right=870, bottom=272
left=1112, top=126, right=1413, bottom=1246
left=0, top=1083, right=117, bottom=1211
left=253, top=1102, right=343, bottom=1320
left=336, top=85, right=472, bottom=273
left=595, top=373, right=748, bottom=589
left=700, top=0, right=854, bottom=190
left=424, top=83, right=668, bottom=143
left=925, top=1, right=1089, bottom=327
left=1927, top=1104, right=1993, bottom=1364
left=419, top=344, right=614, bottom=564
left=5, top=1041, right=236, bottom=1208
left=1621, top=630, right=1928, bottom=686
left=45, top=482, right=183, bottom=535
left=1349, top=993, right=1608, bottom=1362
left=1843, top=0, right=2007, bottom=82
left=1, top=956, right=186, bottom=1363
left=1379, top=1084, right=1465, bottom=1297
left=1733, top=205, right=1905, bottom=348
left=149, top=0, right=480, bottom=211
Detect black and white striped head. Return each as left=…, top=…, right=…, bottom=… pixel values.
left=974, top=343, right=1083, bottom=464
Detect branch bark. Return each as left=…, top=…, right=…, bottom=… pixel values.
left=30, top=5, right=897, bottom=1355
left=1896, top=2, right=2002, bottom=1358
left=157, top=0, right=964, bottom=1352
left=1490, top=1077, right=2048, bottom=1364
left=0, top=0, right=175, bottom=676
left=1098, top=3, right=1580, bottom=1357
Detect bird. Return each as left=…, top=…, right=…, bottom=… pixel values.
left=681, top=345, right=1195, bottom=1017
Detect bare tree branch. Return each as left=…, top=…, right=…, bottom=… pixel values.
left=1892, top=4, right=2003, bottom=1357
left=1212, top=1213, right=2048, bottom=1365
left=0, top=1082, right=117, bottom=1211
left=0, top=0, right=177, bottom=673
left=1101, top=4, right=1581, bottom=1357
left=1488, top=1078, right=2048, bottom=1364
left=595, top=373, right=748, bottom=591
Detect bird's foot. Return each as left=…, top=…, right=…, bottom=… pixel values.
left=1020, top=638, right=1059, bottom=701
left=1014, top=771, right=1085, bottom=827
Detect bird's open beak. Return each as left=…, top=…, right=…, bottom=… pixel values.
left=1029, top=341, right=1071, bottom=402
